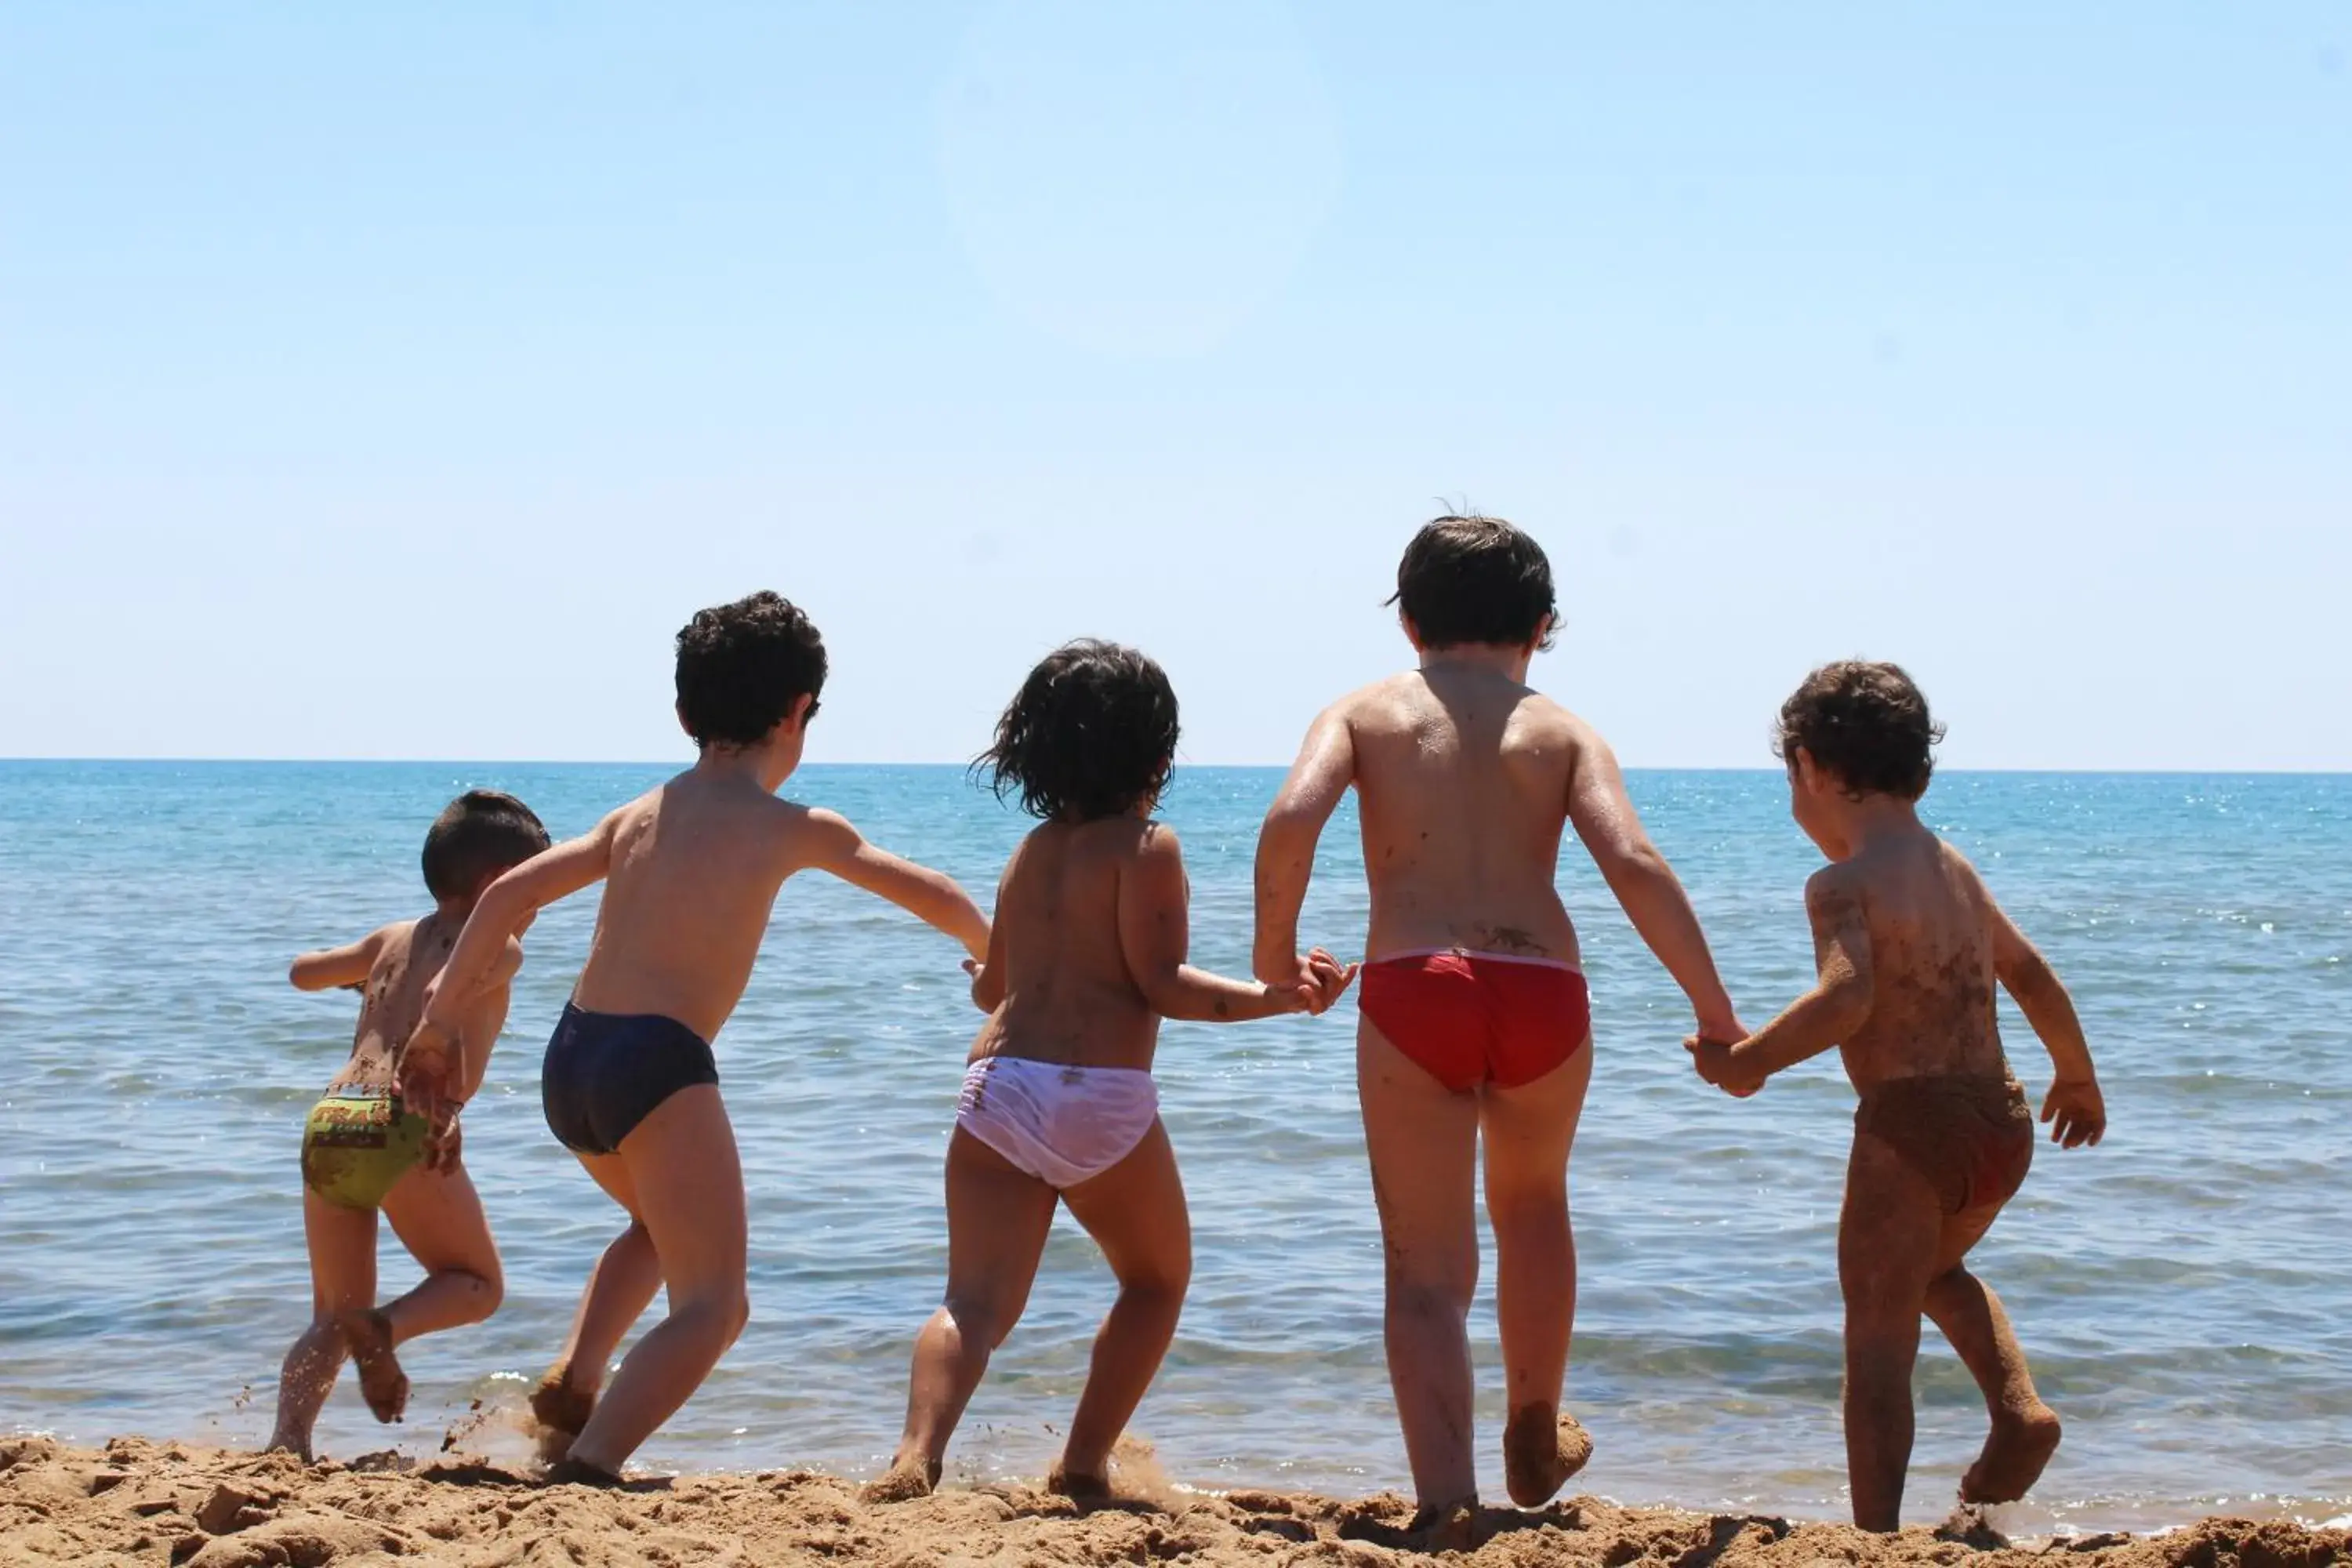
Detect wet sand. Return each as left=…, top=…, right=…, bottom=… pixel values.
left=4, top=1436, right=2344, bottom=1568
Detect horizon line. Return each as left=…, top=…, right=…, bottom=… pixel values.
left=2, top=757, right=2348, bottom=779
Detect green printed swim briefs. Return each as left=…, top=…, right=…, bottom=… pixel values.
left=300, top=1091, right=430, bottom=1210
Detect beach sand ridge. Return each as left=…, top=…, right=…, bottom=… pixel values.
left=3, top=1436, right=2343, bottom=1567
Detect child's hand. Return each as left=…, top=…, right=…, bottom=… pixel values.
left=1301, top=948, right=1359, bottom=1014
left=2041, top=1074, right=2106, bottom=1148
left=422, top=1105, right=464, bottom=1173
left=1685, top=1036, right=1765, bottom=1097
left=397, top=1017, right=460, bottom=1127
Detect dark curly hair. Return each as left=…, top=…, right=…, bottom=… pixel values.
left=976, top=641, right=1180, bottom=822
left=1387, top=514, right=1559, bottom=652
left=421, top=789, right=552, bottom=902
left=674, top=591, right=828, bottom=749
left=1774, top=661, right=1946, bottom=801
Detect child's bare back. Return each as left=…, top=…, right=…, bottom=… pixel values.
left=971, top=815, right=1180, bottom=1072
left=568, top=775, right=909, bottom=1044
left=1322, top=666, right=1587, bottom=964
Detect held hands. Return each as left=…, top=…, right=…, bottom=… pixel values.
left=1274, top=948, right=1359, bottom=1014
left=2041, top=1074, right=2107, bottom=1148
left=1685, top=1022, right=1766, bottom=1098
left=421, top=1103, right=464, bottom=1173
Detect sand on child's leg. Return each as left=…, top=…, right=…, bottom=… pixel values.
left=270, top=1191, right=380, bottom=1456
left=336, top=1308, right=408, bottom=1424
left=868, top=1129, right=1058, bottom=1504
left=1922, top=1212, right=2063, bottom=1507
left=1838, top=1131, right=1947, bottom=1531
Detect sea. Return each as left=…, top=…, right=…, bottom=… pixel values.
left=2, top=761, right=2347, bottom=1534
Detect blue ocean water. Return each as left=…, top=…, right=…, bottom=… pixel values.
left=1, top=761, right=2347, bottom=1533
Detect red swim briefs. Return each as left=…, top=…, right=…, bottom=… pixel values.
left=1358, top=949, right=1592, bottom=1092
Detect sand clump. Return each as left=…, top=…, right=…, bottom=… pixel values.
left=3, top=1434, right=2346, bottom=1567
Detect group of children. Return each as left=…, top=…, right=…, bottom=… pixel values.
left=269, top=517, right=2107, bottom=1537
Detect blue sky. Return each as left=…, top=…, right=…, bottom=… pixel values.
left=3, top=3, right=2346, bottom=768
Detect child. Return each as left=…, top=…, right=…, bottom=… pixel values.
left=867, top=640, right=1352, bottom=1503
left=267, top=789, right=552, bottom=1461
left=1688, top=661, right=2107, bottom=1530
left=398, top=590, right=991, bottom=1484
left=1252, top=515, right=1744, bottom=1535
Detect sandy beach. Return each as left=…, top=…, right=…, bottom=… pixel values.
left=5, top=1435, right=2342, bottom=1568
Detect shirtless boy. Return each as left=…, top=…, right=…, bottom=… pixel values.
left=869, top=641, right=1350, bottom=1504
left=400, top=591, right=989, bottom=1483
left=1688, top=662, right=2105, bottom=1530
left=268, top=789, right=551, bottom=1460
left=1253, top=516, right=1744, bottom=1534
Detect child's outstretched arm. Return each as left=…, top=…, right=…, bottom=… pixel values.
left=800, top=809, right=989, bottom=961
left=1253, top=704, right=1355, bottom=986
left=1132, top=825, right=1346, bottom=1022
left=1692, top=869, right=1871, bottom=1095
left=1566, top=731, right=1743, bottom=1042
left=400, top=817, right=619, bottom=1117
left=1989, top=897, right=2106, bottom=1148
left=289, top=927, right=393, bottom=992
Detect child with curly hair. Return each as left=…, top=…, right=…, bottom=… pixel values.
left=868, top=640, right=1351, bottom=1502
left=1689, top=661, right=2107, bottom=1530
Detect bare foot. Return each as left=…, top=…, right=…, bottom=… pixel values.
left=861, top=1457, right=941, bottom=1504
left=1407, top=1498, right=1480, bottom=1552
left=1044, top=1462, right=1112, bottom=1503
left=528, top=1369, right=594, bottom=1459
left=1961, top=1403, right=2063, bottom=1504
left=543, top=1457, right=624, bottom=1489
left=335, top=1310, right=407, bottom=1425
left=262, top=1434, right=314, bottom=1464
left=1503, top=1403, right=1593, bottom=1508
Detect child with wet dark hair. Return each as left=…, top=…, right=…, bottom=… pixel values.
left=1690, top=660, right=2107, bottom=1530
left=1254, top=514, right=1743, bottom=1541
left=268, top=789, right=551, bottom=1460
left=401, top=590, right=989, bottom=1484
left=869, top=639, right=1352, bottom=1503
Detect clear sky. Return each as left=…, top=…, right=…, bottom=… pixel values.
left=4, top=3, right=2346, bottom=769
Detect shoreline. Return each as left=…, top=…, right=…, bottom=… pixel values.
left=5, top=1437, right=2346, bottom=1567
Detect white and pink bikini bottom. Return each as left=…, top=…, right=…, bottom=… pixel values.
left=956, top=1055, right=1160, bottom=1191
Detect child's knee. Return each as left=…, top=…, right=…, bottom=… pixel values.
left=941, top=1290, right=1018, bottom=1351
left=1486, top=1185, right=1569, bottom=1243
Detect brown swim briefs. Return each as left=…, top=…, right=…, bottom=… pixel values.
left=1855, top=1073, right=2034, bottom=1216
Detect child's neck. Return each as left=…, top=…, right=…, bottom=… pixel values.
left=1831, top=793, right=1929, bottom=855
left=1418, top=642, right=1533, bottom=682
left=695, top=739, right=797, bottom=793
left=431, top=896, right=478, bottom=926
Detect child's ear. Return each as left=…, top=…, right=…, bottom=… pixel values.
left=786, top=693, right=815, bottom=731
left=1399, top=612, right=1425, bottom=652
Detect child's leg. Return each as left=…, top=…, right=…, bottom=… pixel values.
left=1838, top=1132, right=1947, bottom=1531
left=1358, top=1018, right=1483, bottom=1512
left=537, top=1220, right=662, bottom=1443
left=869, top=1128, right=1059, bottom=1500
left=1479, top=1042, right=1595, bottom=1508
left=334, top=1160, right=503, bottom=1424
left=562, top=1086, right=749, bottom=1477
left=267, top=1192, right=377, bottom=1459
left=1922, top=1211, right=2063, bottom=1505
left=1054, top=1120, right=1192, bottom=1491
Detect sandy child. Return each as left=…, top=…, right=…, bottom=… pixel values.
left=398, top=591, right=990, bottom=1484
left=1252, top=515, right=1744, bottom=1536
left=1688, top=661, right=2107, bottom=1530
left=268, top=789, right=553, bottom=1460
left=869, top=641, right=1352, bottom=1503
